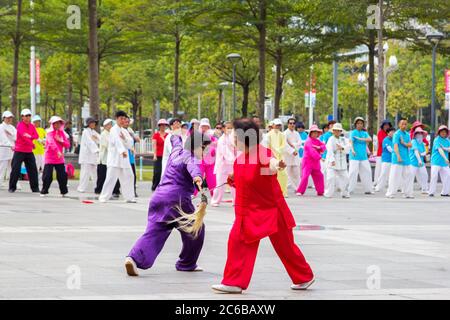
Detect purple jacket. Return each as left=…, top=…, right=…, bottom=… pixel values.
left=149, top=135, right=202, bottom=222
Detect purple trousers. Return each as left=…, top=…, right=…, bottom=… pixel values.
left=128, top=220, right=205, bottom=271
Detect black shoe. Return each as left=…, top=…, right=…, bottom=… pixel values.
left=441, top=194, right=450, bottom=197
left=32, top=189, right=40, bottom=193
left=8, top=189, right=15, bottom=193
left=112, top=194, right=120, bottom=199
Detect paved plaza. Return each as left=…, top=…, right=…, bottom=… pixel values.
left=0, top=180, right=450, bottom=300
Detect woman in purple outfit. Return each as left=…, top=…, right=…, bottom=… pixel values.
left=125, top=131, right=211, bottom=276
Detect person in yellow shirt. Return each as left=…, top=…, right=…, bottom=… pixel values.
left=32, top=115, right=47, bottom=176
left=267, top=118, right=288, bottom=197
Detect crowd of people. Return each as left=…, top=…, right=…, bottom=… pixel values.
left=1, top=108, right=449, bottom=294
left=0, top=109, right=140, bottom=201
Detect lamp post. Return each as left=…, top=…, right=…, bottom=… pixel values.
left=227, top=53, right=242, bottom=120
left=426, top=31, right=444, bottom=144
left=384, top=54, right=398, bottom=118
left=219, top=82, right=229, bottom=121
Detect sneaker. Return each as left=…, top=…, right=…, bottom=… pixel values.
left=428, top=194, right=434, bottom=197
left=441, top=194, right=450, bottom=197
left=211, top=284, right=242, bottom=294
left=342, top=195, right=350, bottom=199
left=99, top=198, right=107, bottom=203
left=178, top=266, right=204, bottom=272
left=124, top=257, right=139, bottom=276
left=40, top=194, right=47, bottom=198
left=365, top=191, right=375, bottom=195
left=126, top=199, right=137, bottom=203
left=386, top=195, right=395, bottom=199
left=8, top=189, right=15, bottom=193
left=291, top=277, right=315, bottom=290
left=404, top=195, right=415, bottom=199
left=211, top=203, right=219, bottom=207
left=296, top=192, right=302, bottom=196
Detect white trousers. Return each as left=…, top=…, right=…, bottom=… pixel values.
left=286, top=165, right=301, bottom=192
left=325, top=168, right=349, bottom=198
left=410, top=166, right=429, bottom=192
left=77, top=163, right=97, bottom=192
left=35, top=154, right=44, bottom=172
left=320, top=159, right=327, bottom=181
left=374, top=162, right=391, bottom=192
left=0, top=159, right=11, bottom=186
left=429, top=165, right=450, bottom=196
left=386, top=164, right=413, bottom=197
left=99, top=166, right=135, bottom=202
left=374, top=156, right=382, bottom=185
left=348, top=160, right=373, bottom=193
left=211, top=164, right=235, bottom=205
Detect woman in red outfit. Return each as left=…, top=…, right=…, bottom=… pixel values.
left=374, top=120, right=392, bottom=184
left=212, top=118, right=314, bottom=294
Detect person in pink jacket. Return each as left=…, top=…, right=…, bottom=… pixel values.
left=296, top=125, right=326, bottom=196
left=198, top=118, right=217, bottom=195
left=40, top=116, right=70, bottom=197
left=211, top=121, right=236, bottom=206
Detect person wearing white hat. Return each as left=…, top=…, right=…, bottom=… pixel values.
left=32, top=115, right=46, bottom=177
left=283, top=118, right=302, bottom=194
left=428, top=125, right=450, bottom=197
left=95, top=119, right=119, bottom=195
left=77, top=117, right=100, bottom=193
left=348, top=117, right=374, bottom=195
left=324, top=123, right=350, bottom=198
left=8, top=109, right=40, bottom=192
left=99, top=111, right=136, bottom=203
left=267, top=118, right=288, bottom=197
left=408, top=127, right=429, bottom=193
left=0, top=111, right=17, bottom=188
left=40, top=116, right=70, bottom=197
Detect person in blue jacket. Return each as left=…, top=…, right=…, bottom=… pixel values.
left=429, top=125, right=450, bottom=197
left=374, top=127, right=395, bottom=192
left=409, top=127, right=429, bottom=193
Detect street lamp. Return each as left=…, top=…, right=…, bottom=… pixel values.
left=426, top=31, right=444, bottom=144
left=218, top=82, right=229, bottom=121
left=227, top=53, right=242, bottom=120
left=384, top=54, right=398, bottom=118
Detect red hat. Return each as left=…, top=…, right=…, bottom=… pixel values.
left=411, top=121, right=425, bottom=131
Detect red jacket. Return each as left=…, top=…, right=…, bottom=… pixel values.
left=376, top=129, right=387, bottom=157
left=233, top=145, right=296, bottom=243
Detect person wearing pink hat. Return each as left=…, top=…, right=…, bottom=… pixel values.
left=410, top=121, right=430, bottom=146
left=429, top=125, right=450, bottom=197
left=408, top=127, right=429, bottom=193
left=151, top=119, right=169, bottom=191
left=40, top=116, right=71, bottom=197
left=296, top=124, right=326, bottom=196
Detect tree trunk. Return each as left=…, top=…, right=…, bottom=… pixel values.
left=67, top=62, right=73, bottom=122
left=242, top=84, right=250, bottom=117
left=257, top=0, right=267, bottom=122
left=377, top=0, right=385, bottom=124
left=367, top=31, right=376, bottom=143
left=173, top=30, right=181, bottom=117
left=88, top=0, right=100, bottom=121
left=274, top=49, right=283, bottom=118
left=11, top=0, right=23, bottom=119
left=78, top=89, right=84, bottom=130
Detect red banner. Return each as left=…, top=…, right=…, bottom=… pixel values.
left=445, top=69, right=450, bottom=94
left=36, top=59, right=41, bottom=85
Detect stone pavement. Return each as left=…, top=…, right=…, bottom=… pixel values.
left=0, top=180, right=449, bottom=300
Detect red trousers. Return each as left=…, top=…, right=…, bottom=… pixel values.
left=221, top=214, right=314, bottom=290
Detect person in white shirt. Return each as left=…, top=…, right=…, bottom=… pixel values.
left=99, top=111, right=136, bottom=203
left=161, top=118, right=182, bottom=180
left=283, top=118, right=302, bottom=193
left=95, top=119, right=119, bottom=195
left=77, top=117, right=100, bottom=193
left=0, top=111, right=17, bottom=188
left=324, top=123, right=350, bottom=198
left=211, top=121, right=236, bottom=206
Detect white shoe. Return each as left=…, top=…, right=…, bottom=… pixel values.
left=211, top=284, right=242, bottom=294
left=40, top=194, right=46, bottom=198
left=296, top=192, right=302, bottom=196
left=386, top=194, right=395, bottom=199
left=342, top=194, right=350, bottom=199
left=99, top=197, right=107, bottom=203
left=125, top=257, right=139, bottom=276
left=126, top=199, right=137, bottom=203
left=178, top=266, right=204, bottom=272
left=291, top=278, right=315, bottom=290
left=211, top=203, right=219, bottom=207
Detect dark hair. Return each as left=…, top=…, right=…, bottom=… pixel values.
left=170, top=118, right=181, bottom=126
left=233, top=118, right=262, bottom=148
left=328, top=120, right=337, bottom=127
left=386, top=127, right=396, bottom=133
left=322, top=124, right=328, bottom=130
left=115, top=110, right=128, bottom=118
left=296, top=122, right=305, bottom=129
left=287, top=117, right=296, bottom=123
left=184, top=131, right=211, bottom=153
left=398, top=118, right=407, bottom=124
